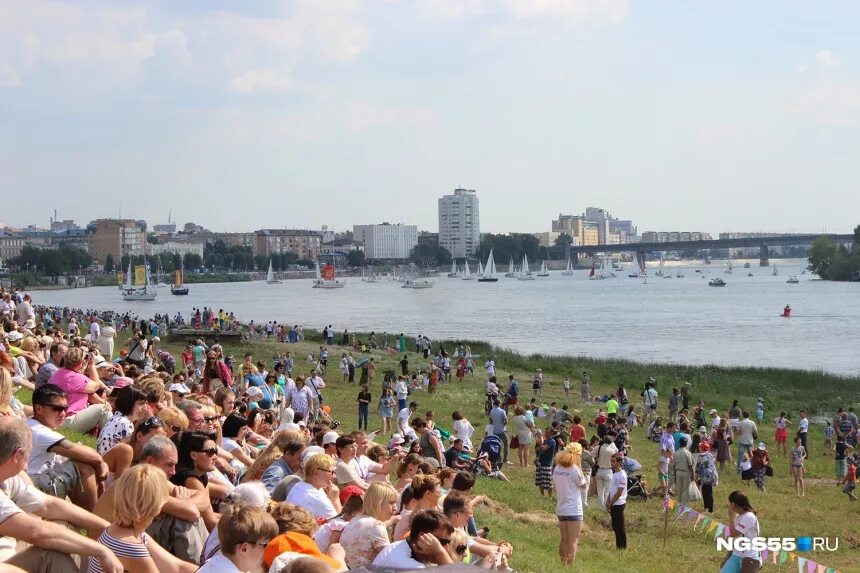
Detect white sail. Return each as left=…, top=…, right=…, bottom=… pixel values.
left=508, top=257, right=514, bottom=274
left=484, top=249, right=497, bottom=278
left=772, top=264, right=778, bottom=276
left=629, top=253, right=641, bottom=277
left=267, top=261, right=274, bottom=282
left=450, top=260, right=456, bottom=274
left=315, top=261, right=322, bottom=280
left=537, top=260, right=549, bottom=276
left=522, top=254, right=530, bottom=274
left=461, top=259, right=474, bottom=280
left=477, top=260, right=484, bottom=277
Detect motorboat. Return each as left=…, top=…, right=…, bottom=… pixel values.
left=708, top=277, right=727, bottom=287
left=402, top=278, right=434, bottom=289
left=786, top=276, right=799, bottom=284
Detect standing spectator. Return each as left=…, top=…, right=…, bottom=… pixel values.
left=489, top=399, right=509, bottom=464
left=511, top=407, right=535, bottom=467
left=377, top=388, right=394, bottom=435
left=721, top=491, right=762, bottom=572
left=606, top=454, right=628, bottom=549
left=695, top=441, right=718, bottom=513
left=534, top=429, right=556, bottom=497
left=790, top=436, right=808, bottom=497
left=833, top=434, right=853, bottom=479
left=773, top=412, right=790, bottom=456
left=580, top=371, right=590, bottom=401
left=750, top=443, right=771, bottom=491
left=592, top=435, right=618, bottom=509
left=797, top=410, right=809, bottom=454
left=736, top=411, right=758, bottom=472
left=673, top=437, right=695, bottom=504
left=357, top=384, right=371, bottom=431
left=552, top=443, right=588, bottom=565
left=842, top=456, right=857, bottom=501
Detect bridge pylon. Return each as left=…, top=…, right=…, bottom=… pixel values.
left=759, top=245, right=770, bottom=267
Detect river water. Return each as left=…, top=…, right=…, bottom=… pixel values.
left=30, top=258, right=859, bottom=377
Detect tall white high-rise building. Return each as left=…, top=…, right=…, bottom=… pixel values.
left=353, top=223, right=418, bottom=259
left=438, top=188, right=480, bottom=259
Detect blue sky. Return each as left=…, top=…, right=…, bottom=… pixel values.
left=1, top=1, right=859, bottom=235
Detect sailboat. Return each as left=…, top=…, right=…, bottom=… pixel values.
left=478, top=249, right=499, bottom=282
left=312, top=261, right=346, bottom=289
left=629, top=253, right=642, bottom=278
left=505, top=257, right=517, bottom=278
left=156, top=257, right=168, bottom=288
left=171, top=260, right=189, bottom=295
left=655, top=256, right=665, bottom=277
left=121, top=260, right=158, bottom=301
left=599, top=255, right=616, bottom=279
left=772, top=264, right=778, bottom=277
left=461, top=259, right=475, bottom=280
left=536, top=260, right=550, bottom=277
left=725, top=252, right=733, bottom=274
left=361, top=268, right=377, bottom=283
left=477, top=260, right=484, bottom=279
left=675, top=265, right=685, bottom=279
left=561, top=256, right=574, bottom=276
left=266, top=260, right=281, bottom=284
left=448, top=260, right=459, bottom=278
left=517, top=254, right=535, bottom=281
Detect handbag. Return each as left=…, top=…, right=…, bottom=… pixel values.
left=765, top=465, right=774, bottom=477
left=686, top=481, right=703, bottom=502
left=510, top=436, right=520, bottom=449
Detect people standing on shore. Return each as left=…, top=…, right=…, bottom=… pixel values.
left=606, top=454, right=627, bottom=549
left=774, top=412, right=791, bottom=456
left=721, top=491, right=762, bottom=573
left=553, top=443, right=587, bottom=565
left=580, top=371, right=590, bottom=401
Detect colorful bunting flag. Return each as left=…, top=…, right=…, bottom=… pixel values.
left=780, top=551, right=789, bottom=564
left=700, top=516, right=711, bottom=532
left=694, top=513, right=704, bottom=530
left=707, top=521, right=719, bottom=534
left=714, top=524, right=725, bottom=538
left=798, top=556, right=807, bottom=573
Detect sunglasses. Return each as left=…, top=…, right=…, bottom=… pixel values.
left=204, top=416, right=219, bottom=423
left=142, top=416, right=163, bottom=428
left=194, top=448, right=218, bottom=456
left=39, top=403, right=68, bottom=413
left=316, top=468, right=336, bottom=475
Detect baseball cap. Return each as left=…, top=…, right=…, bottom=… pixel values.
left=339, top=485, right=363, bottom=505
left=758, top=442, right=766, bottom=449
left=301, top=446, right=326, bottom=466
left=322, top=431, right=340, bottom=446
left=169, top=383, right=191, bottom=394
left=388, top=434, right=406, bottom=448
left=246, top=386, right=264, bottom=399
left=698, top=426, right=707, bottom=433
left=6, top=331, right=23, bottom=342
left=709, top=409, right=718, bottom=415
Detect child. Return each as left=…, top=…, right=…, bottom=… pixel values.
left=657, top=451, right=671, bottom=498
left=533, top=369, right=543, bottom=397
left=563, top=376, right=570, bottom=399
left=790, top=436, right=808, bottom=497
left=755, top=398, right=765, bottom=421
left=824, top=421, right=835, bottom=453
left=842, top=457, right=857, bottom=501
left=740, top=452, right=753, bottom=487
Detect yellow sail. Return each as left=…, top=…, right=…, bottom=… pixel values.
left=117, top=272, right=124, bottom=285
left=174, top=270, right=182, bottom=286
left=133, top=265, right=146, bottom=285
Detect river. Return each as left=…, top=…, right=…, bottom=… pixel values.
left=29, top=258, right=859, bottom=377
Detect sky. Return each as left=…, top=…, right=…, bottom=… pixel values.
left=1, top=1, right=859, bottom=236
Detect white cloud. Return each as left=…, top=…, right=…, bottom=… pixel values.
left=0, top=60, right=22, bottom=87
left=225, top=69, right=290, bottom=94
left=815, top=49, right=837, bottom=68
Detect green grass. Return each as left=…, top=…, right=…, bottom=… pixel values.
left=28, top=330, right=860, bottom=573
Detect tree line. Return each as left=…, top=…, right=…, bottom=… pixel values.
left=806, top=225, right=860, bottom=281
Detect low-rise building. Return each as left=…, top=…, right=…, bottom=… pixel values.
left=148, top=241, right=204, bottom=258
left=353, top=223, right=418, bottom=259
left=255, top=229, right=322, bottom=261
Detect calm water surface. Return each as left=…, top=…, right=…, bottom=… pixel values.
left=32, top=259, right=859, bottom=376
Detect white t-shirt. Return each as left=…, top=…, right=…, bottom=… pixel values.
left=372, top=539, right=425, bottom=569
left=398, top=407, right=412, bottom=432
left=453, top=419, right=475, bottom=451
left=89, top=322, right=100, bottom=338
left=798, top=418, right=809, bottom=433
left=485, top=360, right=495, bottom=376
left=610, top=470, right=628, bottom=505
left=731, top=511, right=761, bottom=561
left=196, top=552, right=241, bottom=573
left=285, top=481, right=337, bottom=520
left=711, top=416, right=722, bottom=431
left=27, top=418, right=67, bottom=475
left=0, top=476, right=48, bottom=561
left=738, top=419, right=758, bottom=445
left=553, top=464, right=586, bottom=517
left=395, top=381, right=408, bottom=400
left=314, top=517, right=347, bottom=552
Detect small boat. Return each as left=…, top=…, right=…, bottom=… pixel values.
left=655, top=256, right=665, bottom=277
left=561, top=256, right=574, bottom=276
left=629, top=252, right=643, bottom=278
left=477, top=260, right=484, bottom=279
left=536, top=260, right=550, bottom=277
left=461, top=259, right=475, bottom=280
left=675, top=265, right=685, bottom=279
left=447, top=260, right=459, bottom=278
left=266, top=261, right=281, bottom=284
left=478, top=249, right=499, bottom=282
left=312, top=261, right=346, bottom=289
left=505, top=257, right=517, bottom=278
left=361, top=268, right=377, bottom=283
left=747, top=271, right=754, bottom=277
left=402, top=278, right=434, bottom=289
left=743, top=262, right=751, bottom=269
left=121, top=260, right=158, bottom=301
left=517, top=254, right=535, bottom=281
left=786, top=276, right=799, bottom=284
left=708, top=277, right=727, bottom=287
left=171, top=261, right=189, bottom=295
left=599, top=255, right=616, bottom=279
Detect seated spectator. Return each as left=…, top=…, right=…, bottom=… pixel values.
left=200, top=481, right=272, bottom=565
left=222, top=413, right=255, bottom=471
left=264, top=504, right=345, bottom=573
left=340, top=482, right=399, bottom=569
left=0, top=369, right=27, bottom=420
left=334, top=435, right=369, bottom=491
left=372, top=509, right=455, bottom=569
left=172, top=432, right=232, bottom=513
left=0, top=417, right=122, bottom=573
left=444, top=439, right=473, bottom=470
left=102, top=415, right=166, bottom=484
left=198, top=504, right=278, bottom=572
left=27, top=384, right=107, bottom=511
left=34, top=342, right=66, bottom=388
left=97, top=386, right=149, bottom=454
left=286, top=454, right=341, bottom=521
left=260, top=438, right=306, bottom=493
left=86, top=464, right=196, bottom=573
left=48, top=346, right=112, bottom=434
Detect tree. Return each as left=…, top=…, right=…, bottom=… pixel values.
left=554, top=233, right=573, bottom=247
left=346, top=250, right=366, bottom=267
left=855, top=224, right=860, bottom=245
left=183, top=253, right=203, bottom=270
left=104, top=254, right=115, bottom=273
left=409, top=243, right=451, bottom=267
left=806, top=237, right=839, bottom=278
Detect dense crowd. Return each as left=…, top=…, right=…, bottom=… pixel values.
left=0, top=286, right=857, bottom=573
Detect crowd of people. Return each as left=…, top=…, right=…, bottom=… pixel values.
left=1, top=287, right=858, bottom=573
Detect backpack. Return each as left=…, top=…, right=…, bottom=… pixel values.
left=697, top=455, right=717, bottom=485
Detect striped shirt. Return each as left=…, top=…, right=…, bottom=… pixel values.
left=87, top=530, right=150, bottom=573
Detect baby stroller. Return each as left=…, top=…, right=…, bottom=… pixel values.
left=627, top=474, right=649, bottom=501
left=475, top=434, right=503, bottom=471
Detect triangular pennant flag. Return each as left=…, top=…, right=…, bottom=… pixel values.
left=762, top=549, right=769, bottom=562
left=700, top=517, right=711, bottom=532
left=723, top=526, right=731, bottom=539
left=714, top=524, right=725, bottom=538
left=816, top=564, right=825, bottom=573
left=707, top=521, right=719, bottom=534
left=798, top=557, right=806, bottom=572
left=676, top=503, right=686, bottom=515
left=685, top=510, right=698, bottom=524
left=807, top=561, right=817, bottom=573
left=668, top=499, right=676, bottom=510
left=780, top=550, right=789, bottom=564
left=790, top=553, right=797, bottom=563
left=694, top=513, right=705, bottom=530
left=772, top=550, right=778, bottom=564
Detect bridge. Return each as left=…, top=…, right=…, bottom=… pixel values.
left=550, top=234, right=854, bottom=267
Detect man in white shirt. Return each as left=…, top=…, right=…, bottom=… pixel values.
left=485, top=358, right=495, bottom=377
left=736, top=411, right=758, bottom=471
left=709, top=409, right=722, bottom=432
left=606, top=454, right=628, bottom=549
left=394, top=376, right=409, bottom=411
left=88, top=317, right=100, bottom=344
left=372, top=509, right=454, bottom=569
left=0, top=417, right=122, bottom=573
left=398, top=402, right=418, bottom=437
left=797, top=410, right=809, bottom=453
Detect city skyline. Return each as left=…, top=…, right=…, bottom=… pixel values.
left=2, top=2, right=859, bottom=235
